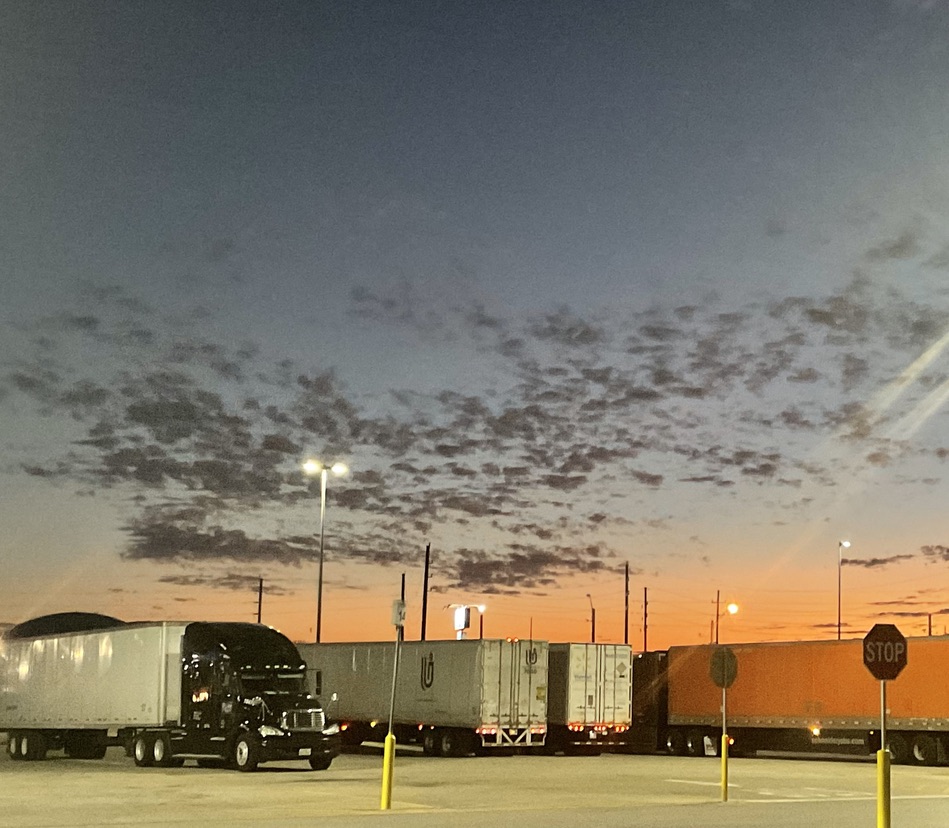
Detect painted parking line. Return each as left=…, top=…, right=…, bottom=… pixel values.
left=743, top=792, right=949, bottom=804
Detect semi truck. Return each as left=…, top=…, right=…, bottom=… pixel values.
left=299, top=639, right=548, bottom=756
left=545, top=642, right=632, bottom=754
left=0, top=614, right=340, bottom=771
left=631, top=636, right=949, bottom=765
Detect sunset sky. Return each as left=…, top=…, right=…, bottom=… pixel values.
left=3, top=1, right=949, bottom=649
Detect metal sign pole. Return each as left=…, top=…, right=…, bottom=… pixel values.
left=863, top=625, right=904, bottom=828
left=877, top=679, right=890, bottom=828
left=721, top=684, right=728, bottom=802
left=381, top=600, right=405, bottom=811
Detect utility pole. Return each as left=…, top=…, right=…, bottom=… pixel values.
left=624, top=562, right=629, bottom=646
left=643, top=587, right=648, bottom=653
left=256, top=577, right=263, bottom=623
left=420, top=543, right=430, bottom=641
left=715, top=589, right=721, bottom=644
left=400, top=572, right=406, bottom=641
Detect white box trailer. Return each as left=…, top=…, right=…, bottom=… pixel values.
left=0, top=623, right=184, bottom=732
left=545, top=643, right=632, bottom=753
left=1, top=618, right=339, bottom=771
left=299, top=639, right=548, bottom=756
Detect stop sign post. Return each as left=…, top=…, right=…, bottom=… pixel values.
left=709, top=647, right=737, bottom=803
left=863, top=624, right=907, bottom=828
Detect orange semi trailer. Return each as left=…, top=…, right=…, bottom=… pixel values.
left=656, top=636, right=949, bottom=765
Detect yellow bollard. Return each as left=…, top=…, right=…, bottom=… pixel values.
left=877, top=749, right=890, bottom=828
left=721, top=734, right=729, bottom=802
left=380, top=732, right=396, bottom=810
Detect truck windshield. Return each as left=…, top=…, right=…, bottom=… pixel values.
left=240, top=672, right=306, bottom=696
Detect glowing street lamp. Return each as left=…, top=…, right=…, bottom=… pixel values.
left=303, top=459, right=348, bottom=643
left=838, top=540, right=851, bottom=641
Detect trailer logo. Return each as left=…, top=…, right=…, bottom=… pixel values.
left=420, top=652, right=435, bottom=689
left=525, top=647, right=538, bottom=673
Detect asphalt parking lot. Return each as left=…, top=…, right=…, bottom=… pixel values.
left=3, top=745, right=949, bottom=828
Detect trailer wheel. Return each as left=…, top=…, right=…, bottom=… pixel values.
left=421, top=729, right=439, bottom=756
left=438, top=729, right=469, bottom=758
left=233, top=734, right=261, bottom=772
left=911, top=734, right=938, bottom=766
left=8, top=733, right=21, bottom=760
left=133, top=734, right=155, bottom=767
left=665, top=730, right=686, bottom=756
left=685, top=729, right=705, bottom=757
left=887, top=732, right=910, bottom=765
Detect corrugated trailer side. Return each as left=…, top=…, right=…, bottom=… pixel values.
left=303, top=641, right=482, bottom=727
left=301, top=639, right=548, bottom=756
left=0, top=623, right=185, bottom=731
left=665, top=636, right=949, bottom=764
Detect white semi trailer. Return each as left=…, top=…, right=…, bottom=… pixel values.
left=545, top=643, right=632, bottom=754
left=299, top=639, right=548, bottom=756
left=0, top=615, right=340, bottom=771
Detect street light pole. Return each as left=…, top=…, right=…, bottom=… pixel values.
left=838, top=540, right=851, bottom=641
left=303, top=459, right=348, bottom=644
left=316, top=467, right=327, bottom=644
left=586, top=593, right=596, bottom=643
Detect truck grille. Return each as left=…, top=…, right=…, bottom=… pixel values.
left=282, top=709, right=326, bottom=731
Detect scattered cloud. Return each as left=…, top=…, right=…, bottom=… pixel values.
left=842, top=554, right=915, bottom=569
left=4, top=261, right=949, bottom=593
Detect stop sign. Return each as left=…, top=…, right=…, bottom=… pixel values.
left=710, top=646, right=738, bottom=689
left=863, top=624, right=907, bottom=681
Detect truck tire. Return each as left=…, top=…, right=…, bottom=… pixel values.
left=438, top=729, right=468, bottom=758
left=421, top=729, right=439, bottom=756
left=308, top=755, right=333, bottom=770
left=133, top=734, right=155, bottom=767
left=151, top=733, right=182, bottom=767
left=8, top=733, right=22, bottom=760
left=233, top=734, right=261, bottom=772
left=911, top=734, right=939, bottom=766
left=685, top=730, right=705, bottom=757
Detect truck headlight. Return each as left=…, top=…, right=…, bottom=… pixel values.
left=322, top=723, right=340, bottom=736
left=258, top=725, right=285, bottom=738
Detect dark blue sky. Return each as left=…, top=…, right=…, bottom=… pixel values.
left=3, top=1, right=949, bottom=644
